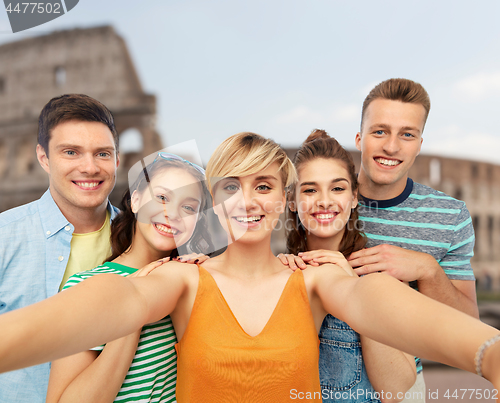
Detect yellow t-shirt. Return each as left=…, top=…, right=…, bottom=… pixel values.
left=59, top=210, right=112, bottom=290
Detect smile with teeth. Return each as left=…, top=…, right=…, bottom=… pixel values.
left=375, top=158, right=401, bottom=167
left=74, top=181, right=102, bottom=188
left=234, top=215, right=263, bottom=223
left=154, top=223, right=179, bottom=235
left=313, top=213, right=338, bottom=219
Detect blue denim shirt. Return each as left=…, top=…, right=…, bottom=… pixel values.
left=319, top=315, right=381, bottom=403
left=0, top=189, right=118, bottom=402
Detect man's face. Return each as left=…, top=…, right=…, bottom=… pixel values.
left=355, top=98, right=425, bottom=195
left=37, top=120, right=119, bottom=214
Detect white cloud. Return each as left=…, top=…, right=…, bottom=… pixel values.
left=423, top=125, right=500, bottom=164
left=453, top=71, right=500, bottom=101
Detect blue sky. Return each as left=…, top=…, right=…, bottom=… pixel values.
left=2, top=0, right=500, bottom=164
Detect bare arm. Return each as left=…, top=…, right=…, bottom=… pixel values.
left=349, top=246, right=479, bottom=317
left=0, top=261, right=192, bottom=373
left=288, top=250, right=416, bottom=401
left=309, top=265, right=499, bottom=383
left=46, top=331, right=140, bottom=403
left=360, top=336, right=416, bottom=403
left=45, top=260, right=166, bottom=403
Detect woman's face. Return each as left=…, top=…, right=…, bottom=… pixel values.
left=212, top=162, right=285, bottom=245
left=294, top=158, right=358, bottom=245
left=132, top=167, right=203, bottom=253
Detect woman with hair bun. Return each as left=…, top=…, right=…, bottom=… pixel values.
left=282, top=129, right=417, bottom=403
left=0, top=133, right=499, bottom=403
left=46, top=153, right=213, bottom=403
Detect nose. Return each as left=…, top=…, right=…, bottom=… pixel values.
left=162, top=202, right=181, bottom=222
left=79, top=154, right=100, bottom=175
left=236, top=187, right=257, bottom=211
left=382, top=134, right=400, bottom=155
left=316, top=191, right=334, bottom=209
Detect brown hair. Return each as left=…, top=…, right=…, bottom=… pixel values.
left=106, top=158, right=214, bottom=262
left=361, top=78, right=431, bottom=131
left=38, top=94, right=118, bottom=156
left=205, top=132, right=297, bottom=193
left=286, top=129, right=366, bottom=257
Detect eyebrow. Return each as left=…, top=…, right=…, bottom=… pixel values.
left=254, top=175, right=279, bottom=182
left=300, top=178, right=349, bottom=187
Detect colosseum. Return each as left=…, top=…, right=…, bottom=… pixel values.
left=1, top=25, right=499, bottom=291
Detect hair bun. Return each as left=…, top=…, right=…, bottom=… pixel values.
left=303, top=129, right=331, bottom=145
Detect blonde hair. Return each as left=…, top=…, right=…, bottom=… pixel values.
left=205, top=132, right=297, bottom=193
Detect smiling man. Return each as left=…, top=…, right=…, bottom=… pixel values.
left=0, top=94, right=120, bottom=402
left=350, top=78, right=477, bottom=401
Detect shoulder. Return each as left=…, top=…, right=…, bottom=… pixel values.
left=411, top=182, right=467, bottom=210
left=0, top=199, right=40, bottom=229
left=62, top=264, right=118, bottom=290
left=150, top=261, right=199, bottom=283
left=302, top=263, right=352, bottom=284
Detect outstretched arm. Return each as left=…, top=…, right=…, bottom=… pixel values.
left=284, top=250, right=416, bottom=401
left=349, top=245, right=479, bottom=317
left=0, top=261, right=192, bottom=374
left=309, top=265, right=500, bottom=389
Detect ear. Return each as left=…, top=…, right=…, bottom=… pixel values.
left=417, top=136, right=423, bottom=156
left=131, top=190, right=140, bottom=214
left=288, top=200, right=296, bottom=212
left=36, top=144, right=50, bottom=175
left=355, top=132, right=362, bottom=151
left=351, top=190, right=359, bottom=210
left=115, top=152, right=120, bottom=168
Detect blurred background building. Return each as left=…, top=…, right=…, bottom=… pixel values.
left=1, top=26, right=499, bottom=294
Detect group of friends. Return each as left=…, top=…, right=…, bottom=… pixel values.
left=0, top=78, right=499, bottom=403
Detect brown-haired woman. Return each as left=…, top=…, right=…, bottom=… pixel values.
left=283, top=129, right=417, bottom=403
left=46, top=153, right=213, bottom=403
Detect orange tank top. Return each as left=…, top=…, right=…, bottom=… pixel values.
left=175, top=266, right=321, bottom=402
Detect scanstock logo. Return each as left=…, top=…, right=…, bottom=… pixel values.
left=4, top=0, right=79, bottom=33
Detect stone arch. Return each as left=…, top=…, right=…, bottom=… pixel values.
left=119, top=127, right=144, bottom=154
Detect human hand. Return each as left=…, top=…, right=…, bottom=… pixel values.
left=277, top=253, right=307, bottom=271
left=348, top=245, right=437, bottom=282
left=127, top=257, right=170, bottom=278
left=173, top=253, right=209, bottom=264
left=299, top=250, right=357, bottom=277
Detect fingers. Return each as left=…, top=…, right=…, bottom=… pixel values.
left=277, top=253, right=289, bottom=266
left=353, top=264, right=385, bottom=276
left=129, top=257, right=170, bottom=278
left=347, top=246, right=381, bottom=261
left=276, top=254, right=307, bottom=271
left=298, top=250, right=344, bottom=262
left=174, top=253, right=208, bottom=264
left=299, top=250, right=346, bottom=267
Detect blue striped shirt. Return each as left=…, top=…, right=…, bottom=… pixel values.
left=358, top=178, right=475, bottom=373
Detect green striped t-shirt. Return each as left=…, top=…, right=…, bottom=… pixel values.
left=62, top=262, right=177, bottom=402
